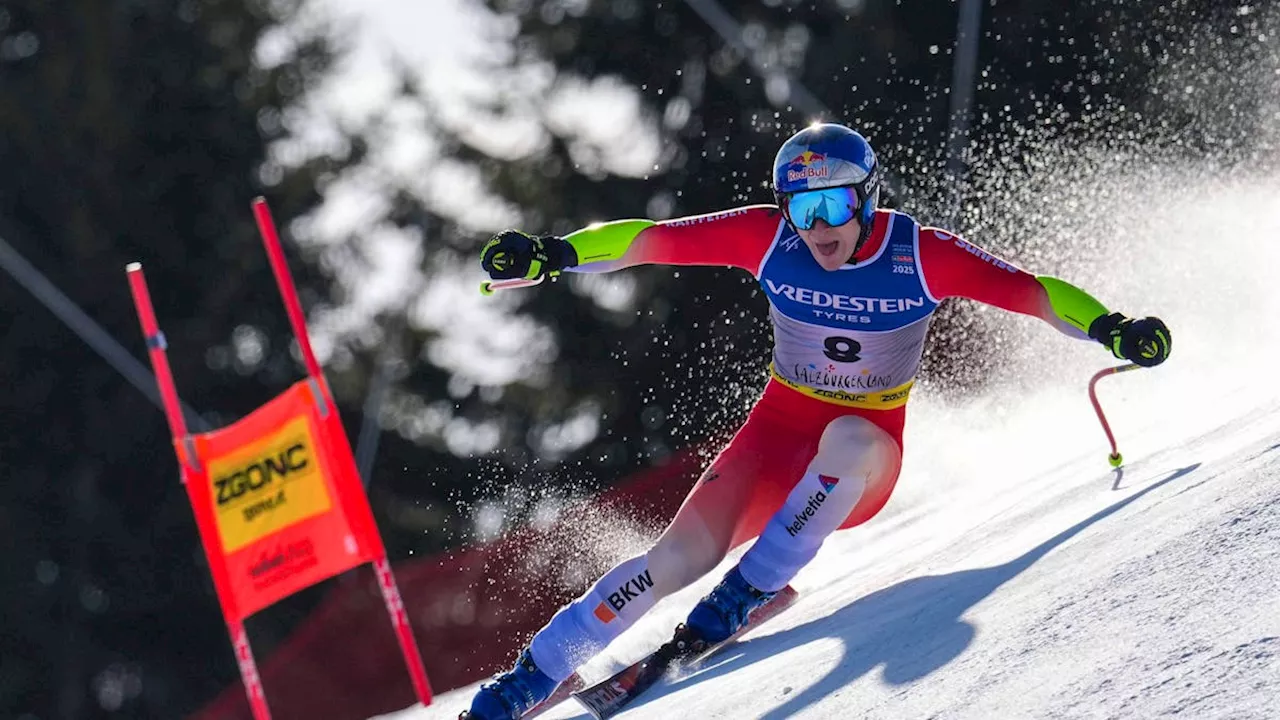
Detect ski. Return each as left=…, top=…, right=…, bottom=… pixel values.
left=571, top=585, right=799, bottom=720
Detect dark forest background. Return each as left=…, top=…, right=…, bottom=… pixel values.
left=0, top=0, right=1270, bottom=717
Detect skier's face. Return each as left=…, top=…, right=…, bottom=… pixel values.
left=798, top=217, right=862, bottom=270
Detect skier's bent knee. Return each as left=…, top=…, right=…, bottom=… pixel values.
left=811, top=415, right=900, bottom=479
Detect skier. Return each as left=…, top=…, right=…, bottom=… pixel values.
left=465, top=123, right=1170, bottom=719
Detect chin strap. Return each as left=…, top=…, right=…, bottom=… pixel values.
left=850, top=228, right=871, bottom=258
left=843, top=215, right=876, bottom=262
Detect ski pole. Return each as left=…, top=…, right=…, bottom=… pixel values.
left=480, top=275, right=546, bottom=295
left=1088, top=362, right=1141, bottom=468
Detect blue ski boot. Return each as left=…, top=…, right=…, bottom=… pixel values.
left=685, top=565, right=777, bottom=644
left=463, top=648, right=558, bottom=720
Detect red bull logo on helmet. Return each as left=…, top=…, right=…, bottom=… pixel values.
left=785, top=150, right=830, bottom=182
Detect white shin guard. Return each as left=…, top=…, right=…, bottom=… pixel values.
left=528, top=554, right=657, bottom=682
left=738, top=470, right=866, bottom=593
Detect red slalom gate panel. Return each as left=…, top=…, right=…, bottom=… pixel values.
left=125, top=198, right=432, bottom=720
left=179, top=379, right=382, bottom=619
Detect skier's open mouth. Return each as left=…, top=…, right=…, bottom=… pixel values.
left=815, top=240, right=840, bottom=256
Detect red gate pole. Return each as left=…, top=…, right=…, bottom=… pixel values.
left=251, top=199, right=325, bottom=381
left=250, top=198, right=434, bottom=706
left=125, top=263, right=274, bottom=720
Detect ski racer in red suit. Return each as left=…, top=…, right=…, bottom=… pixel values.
left=464, top=123, right=1172, bottom=720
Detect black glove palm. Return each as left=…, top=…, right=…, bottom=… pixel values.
left=480, top=230, right=577, bottom=280
left=1088, top=312, right=1171, bottom=367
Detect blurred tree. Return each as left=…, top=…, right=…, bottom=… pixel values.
left=0, top=0, right=362, bottom=716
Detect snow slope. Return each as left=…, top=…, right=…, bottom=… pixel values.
left=387, top=384, right=1280, bottom=719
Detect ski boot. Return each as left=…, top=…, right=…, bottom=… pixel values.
left=684, top=565, right=777, bottom=644
left=460, top=648, right=558, bottom=720
left=654, top=622, right=712, bottom=663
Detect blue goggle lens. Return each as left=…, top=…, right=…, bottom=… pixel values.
left=784, top=186, right=860, bottom=230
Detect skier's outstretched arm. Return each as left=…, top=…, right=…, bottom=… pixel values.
left=918, top=227, right=1171, bottom=366
left=479, top=205, right=783, bottom=279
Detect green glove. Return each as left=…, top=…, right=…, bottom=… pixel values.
left=1088, top=312, right=1172, bottom=367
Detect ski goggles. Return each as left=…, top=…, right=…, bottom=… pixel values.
left=781, top=186, right=861, bottom=230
